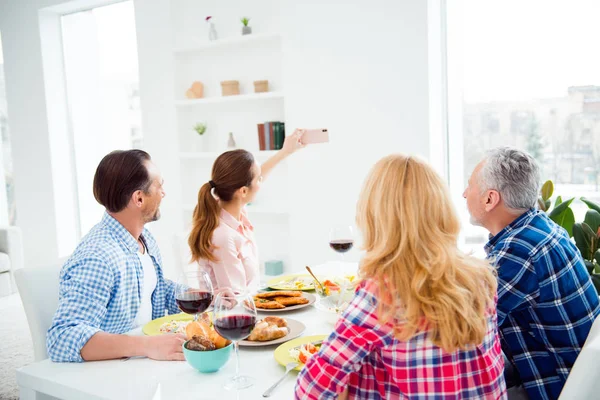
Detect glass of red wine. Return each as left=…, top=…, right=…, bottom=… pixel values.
left=329, top=226, right=355, bottom=307
left=213, top=291, right=257, bottom=390
left=329, top=225, right=354, bottom=261
left=175, top=270, right=214, bottom=321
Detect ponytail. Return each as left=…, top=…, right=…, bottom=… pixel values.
left=188, top=149, right=256, bottom=263
left=189, top=183, right=221, bottom=262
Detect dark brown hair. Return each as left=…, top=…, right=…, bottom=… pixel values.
left=93, top=149, right=152, bottom=213
left=189, top=150, right=255, bottom=262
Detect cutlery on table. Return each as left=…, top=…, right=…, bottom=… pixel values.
left=262, top=361, right=299, bottom=397
left=305, top=266, right=326, bottom=295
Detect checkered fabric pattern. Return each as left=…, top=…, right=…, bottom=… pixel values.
left=295, top=281, right=507, bottom=399
left=47, top=212, right=179, bottom=362
left=485, top=208, right=600, bottom=400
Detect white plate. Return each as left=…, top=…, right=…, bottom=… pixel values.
left=239, top=317, right=306, bottom=347
left=255, top=292, right=317, bottom=313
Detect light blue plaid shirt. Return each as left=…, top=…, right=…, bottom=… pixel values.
left=47, top=212, right=179, bottom=362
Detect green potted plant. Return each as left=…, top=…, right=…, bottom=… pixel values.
left=241, top=17, right=251, bottom=35
left=538, top=180, right=600, bottom=290
left=193, top=122, right=206, bottom=135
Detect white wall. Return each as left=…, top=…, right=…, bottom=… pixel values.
left=0, top=0, right=62, bottom=268
left=279, top=0, right=431, bottom=270
left=0, top=0, right=433, bottom=273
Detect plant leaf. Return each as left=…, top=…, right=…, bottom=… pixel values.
left=595, top=251, right=600, bottom=268
left=538, top=198, right=547, bottom=211
left=585, top=260, right=596, bottom=274
left=574, top=223, right=592, bottom=261
left=551, top=207, right=575, bottom=237
left=548, top=197, right=575, bottom=218
left=541, top=180, right=554, bottom=201
left=583, top=223, right=597, bottom=259
left=590, top=274, right=600, bottom=294
left=548, top=197, right=574, bottom=220
left=581, top=198, right=600, bottom=214
left=555, top=196, right=563, bottom=208
left=584, top=210, right=600, bottom=236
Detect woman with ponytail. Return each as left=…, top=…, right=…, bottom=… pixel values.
left=295, top=154, right=506, bottom=399
left=188, top=130, right=305, bottom=292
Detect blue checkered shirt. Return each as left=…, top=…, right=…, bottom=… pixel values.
left=47, top=212, right=179, bottom=362
left=485, top=208, right=600, bottom=400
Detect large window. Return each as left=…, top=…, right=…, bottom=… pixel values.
left=59, top=1, right=142, bottom=251
left=0, top=33, right=16, bottom=226
left=448, top=0, right=600, bottom=250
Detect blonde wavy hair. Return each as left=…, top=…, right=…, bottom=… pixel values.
left=356, top=154, right=497, bottom=352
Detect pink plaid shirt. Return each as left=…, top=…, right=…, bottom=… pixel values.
left=295, top=281, right=507, bottom=399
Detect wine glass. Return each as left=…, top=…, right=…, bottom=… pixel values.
left=329, top=226, right=354, bottom=307
left=329, top=225, right=354, bottom=262
left=175, top=270, right=214, bottom=321
left=213, top=291, right=257, bottom=390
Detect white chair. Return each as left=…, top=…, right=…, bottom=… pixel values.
left=14, top=265, right=61, bottom=361
left=558, top=315, right=600, bottom=398
left=0, top=226, right=23, bottom=296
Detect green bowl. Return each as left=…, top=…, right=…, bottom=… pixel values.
left=182, top=341, right=233, bottom=373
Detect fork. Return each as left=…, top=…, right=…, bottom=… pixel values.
left=262, top=361, right=299, bottom=397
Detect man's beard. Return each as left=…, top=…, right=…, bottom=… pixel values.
left=144, top=208, right=160, bottom=223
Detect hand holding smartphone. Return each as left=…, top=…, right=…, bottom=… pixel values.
left=300, top=129, right=329, bottom=144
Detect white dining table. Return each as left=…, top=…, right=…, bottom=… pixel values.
left=17, top=296, right=338, bottom=400
left=17, top=262, right=359, bottom=400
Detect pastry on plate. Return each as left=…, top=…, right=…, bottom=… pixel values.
left=273, top=296, right=310, bottom=306
left=263, top=316, right=287, bottom=328
left=254, top=290, right=303, bottom=299
left=254, top=298, right=286, bottom=309
left=247, top=319, right=289, bottom=342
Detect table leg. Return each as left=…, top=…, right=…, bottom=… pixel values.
left=19, top=386, right=59, bottom=400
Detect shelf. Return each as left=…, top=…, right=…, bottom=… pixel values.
left=175, top=91, right=284, bottom=107
left=179, top=150, right=279, bottom=161
left=182, top=204, right=289, bottom=216
left=174, top=33, right=281, bottom=54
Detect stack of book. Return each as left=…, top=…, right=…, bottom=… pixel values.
left=257, top=121, right=285, bottom=150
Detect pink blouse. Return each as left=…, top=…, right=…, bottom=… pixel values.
left=198, top=208, right=260, bottom=292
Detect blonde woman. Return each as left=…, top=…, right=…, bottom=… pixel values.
left=295, top=155, right=506, bottom=399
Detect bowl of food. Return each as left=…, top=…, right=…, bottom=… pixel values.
left=313, top=299, right=349, bottom=325
left=182, top=320, right=232, bottom=373
left=313, top=276, right=356, bottom=305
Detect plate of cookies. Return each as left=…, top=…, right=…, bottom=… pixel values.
left=253, top=291, right=317, bottom=312
left=239, top=316, right=306, bottom=347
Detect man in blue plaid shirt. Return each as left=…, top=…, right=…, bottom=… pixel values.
left=464, top=147, right=600, bottom=400
left=47, top=150, right=185, bottom=362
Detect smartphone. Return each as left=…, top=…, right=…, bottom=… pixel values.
left=301, top=129, right=329, bottom=144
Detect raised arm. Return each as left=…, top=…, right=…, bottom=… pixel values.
left=260, top=129, right=305, bottom=181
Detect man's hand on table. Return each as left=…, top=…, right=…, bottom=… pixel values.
left=143, top=333, right=187, bottom=361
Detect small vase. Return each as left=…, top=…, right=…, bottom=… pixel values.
left=242, top=26, right=252, bottom=35
left=227, top=132, right=237, bottom=149
left=208, top=22, right=218, bottom=41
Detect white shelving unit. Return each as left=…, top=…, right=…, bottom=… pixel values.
left=173, top=32, right=290, bottom=272
left=174, top=33, right=281, bottom=54
left=175, top=91, right=284, bottom=107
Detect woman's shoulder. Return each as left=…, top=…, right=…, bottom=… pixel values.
left=211, top=222, right=241, bottom=247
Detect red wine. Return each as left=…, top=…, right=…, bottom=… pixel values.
left=329, top=240, right=354, bottom=253
left=176, top=291, right=213, bottom=314
left=214, top=315, right=256, bottom=341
